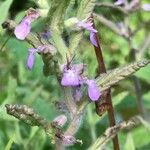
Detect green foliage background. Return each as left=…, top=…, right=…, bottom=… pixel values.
left=0, top=0, right=150, bottom=149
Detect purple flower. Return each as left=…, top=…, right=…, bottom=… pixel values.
left=61, top=63, right=85, bottom=87
left=14, top=8, right=40, bottom=40
left=86, top=79, right=101, bottom=101
left=27, top=45, right=46, bottom=71
left=142, top=4, right=150, bottom=11
left=61, top=69, right=80, bottom=86
left=14, top=18, right=31, bottom=40
left=27, top=48, right=36, bottom=70
left=77, top=21, right=98, bottom=47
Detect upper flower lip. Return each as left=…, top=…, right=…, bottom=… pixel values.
left=14, top=8, right=40, bottom=40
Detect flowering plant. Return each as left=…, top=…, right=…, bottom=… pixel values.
left=1, top=0, right=150, bottom=149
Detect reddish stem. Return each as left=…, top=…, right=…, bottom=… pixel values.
left=91, top=15, right=120, bottom=150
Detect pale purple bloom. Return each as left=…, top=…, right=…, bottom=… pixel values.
left=77, top=21, right=98, bottom=47
left=53, top=115, right=67, bottom=127
left=114, top=0, right=125, bottom=6
left=61, top=69, right=80, bottom=86
left=142, top=4, right=150, bottom=11
left=61, top=63, right=84, bottom=87
left=86, top=79, right=101, bottom=101
left=14, top=8, right=40, bottom=40
left=14, top=18, right=31, bottom=40
left=61, top=62, right=101, bottom=101
left=27, top=45, right=46, bottom=70
left=27, top=48, right=36, bottom=70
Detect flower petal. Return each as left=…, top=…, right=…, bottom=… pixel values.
left=14, top=18, right=31, bottom=40
left=27, top=48, right=36, bottom=70
left=86, top=80, right=101, bottom=101
left=61, top=69, right=80, bottom=86
left=90, top=31, right=98, bottom=47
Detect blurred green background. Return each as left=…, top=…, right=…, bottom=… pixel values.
left=0, top=0, right=150, bottom=149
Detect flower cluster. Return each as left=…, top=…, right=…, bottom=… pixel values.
left=61, top=62, right=101, bottom=101
left=13, top=8, right=101, bottom=101
left=13, top=8, right=50, bottom=71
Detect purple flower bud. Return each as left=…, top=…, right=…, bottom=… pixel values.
left=27, top=48, right=36, bottom=70
left=53, top=115, right=67, bottom=127
left=142, top=4, right=150, bottom=11
left=14, top=18, right=31, bottom=40
left=61, top=69, right=80, bottom=86
left=86, top=79, right=101, bottom=101
left=90, top=31, right=98, bottom=47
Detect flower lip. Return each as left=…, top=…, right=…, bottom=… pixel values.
left=86, top=79, right=101, bottom=101
left=14, top=18, right=31, bottom=40
left=27, top=48, right=36, bottom=70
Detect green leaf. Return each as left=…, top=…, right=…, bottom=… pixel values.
left=135, top=64, right=150, bottom=83
left=143, top=92, right=150, bottom=109
left=47, top=0, right=71, bottom=31
left=124, top=133, right=135, bottom=150
left=5, top=104, right=49, bottom=128
left=113, top=91, right=129, bottom=106
left=0, top=0, right=13, bottom=34
left=96, top=60, right=150, bottom=92
left=132, top=126, right=150, bottom=148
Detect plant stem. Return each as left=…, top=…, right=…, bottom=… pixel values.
left=91, top=15, right=120, bottom=150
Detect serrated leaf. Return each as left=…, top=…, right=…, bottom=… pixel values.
left=124, top=133, right=135, bottom=150
left=77, top=0, right=96, bottom=19
left=0, top=0, right=13, bottom=34
left=5, top=104, right=49, bottom=128
left=96, top=60, right=150, bottom=92
left=69, top=32, right=83, bottom=51
left=47, top=0, right=71, bottom=31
